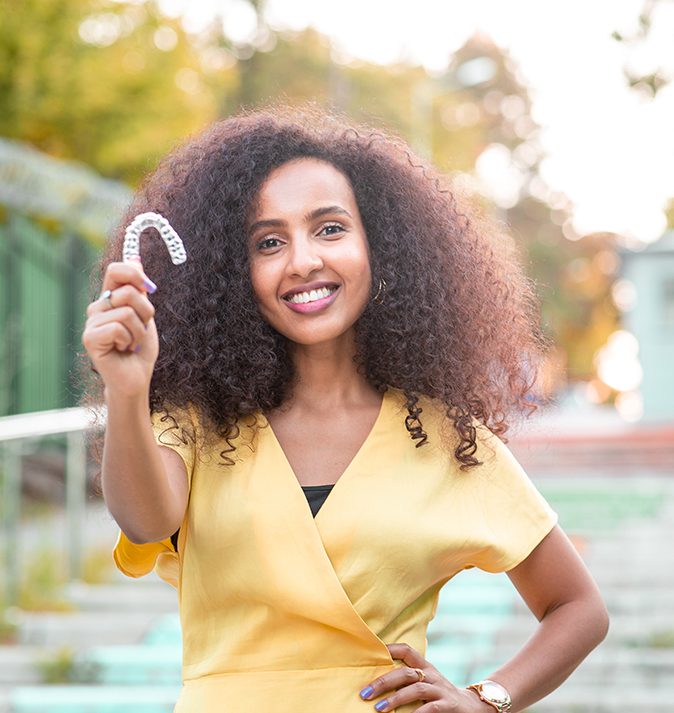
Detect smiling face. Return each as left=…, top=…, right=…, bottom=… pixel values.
left=248, top=158, right=372, bottom=349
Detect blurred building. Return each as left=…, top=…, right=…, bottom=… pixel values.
left=622, top=230, right=674, bottom=422
left=0, top=138, right=131, bottom=416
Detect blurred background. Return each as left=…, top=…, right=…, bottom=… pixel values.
left=0, top=0, right=673, bottom=711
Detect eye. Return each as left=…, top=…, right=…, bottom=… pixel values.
left=256, top=236, right=282, bottom=251
left=319, top=223, right=345, bottom=237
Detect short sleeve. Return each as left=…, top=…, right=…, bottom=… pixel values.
left=465, top=428, right=558, bottom=573
left=113, top=531, right=180, bottom=588
left=112, top=407, right=198, bottom=588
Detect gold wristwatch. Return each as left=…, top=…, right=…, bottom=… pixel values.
left=467, top=680, right=512, bottom=712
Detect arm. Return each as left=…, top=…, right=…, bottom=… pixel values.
left=493, top=524, right=609, bottom=709
left=83, top=261, right=188, bottom=544
left=360, top=525, right=608, bottom=712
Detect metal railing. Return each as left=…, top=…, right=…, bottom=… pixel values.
left=0, top=407, right=97, bottom=606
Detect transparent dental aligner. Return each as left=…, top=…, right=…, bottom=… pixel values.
left=123, top=212, right=187, bottom=265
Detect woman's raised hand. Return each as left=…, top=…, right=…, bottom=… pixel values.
left=82, top=259, right=159, bottom=398
left=359, top=644, right=488, bottom=713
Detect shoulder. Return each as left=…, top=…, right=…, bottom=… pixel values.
left=387, top=388, right=516, bottom=469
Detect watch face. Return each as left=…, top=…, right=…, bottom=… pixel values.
left=481, top=681, right=509, bottom=703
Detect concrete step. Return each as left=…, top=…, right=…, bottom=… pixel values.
left=77, top=646, right=182, bottom=686
left=16, top=612, right=177, bottom=647
left=0, top=648, right=42, bottom=685
left=0, top=685, right=182, bottom=713
left=526, top=683, right=674, bottom=713
left=64, top=582, right=178, bottom=614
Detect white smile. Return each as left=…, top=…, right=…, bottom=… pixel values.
left=285, top=286, right=338, bottom=304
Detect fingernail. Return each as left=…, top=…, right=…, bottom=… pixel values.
left=375, top=700, right=388, bottom=712
left=144, top=277, right=157, bottom=294
left=360, top=686, right=373, bottom=700
left=134, top=345, right=141, bottom=353
left=144, top=323, right=148, bottom=331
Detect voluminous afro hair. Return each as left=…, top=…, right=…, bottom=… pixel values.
left=91, top=103, right=544, bottom=468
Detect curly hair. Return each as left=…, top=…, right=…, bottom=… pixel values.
left=89, top=103, right=544, bottom=468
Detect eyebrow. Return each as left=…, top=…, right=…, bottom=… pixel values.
left=248, top=205, right=352, bottom=235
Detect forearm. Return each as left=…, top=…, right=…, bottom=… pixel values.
left=102, top=389, right=185, bottom=544
left=488, top=582, right=609, bottom=711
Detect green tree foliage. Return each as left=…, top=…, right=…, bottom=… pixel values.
left=0, top=0, right=236, bottom=182
left=612, top=0, right=673, bottom=98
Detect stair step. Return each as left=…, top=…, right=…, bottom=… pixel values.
left=7, top=685, right=182, bottom=713
left=65, top=583, right=178, bottom=614
left=77, top=646, right=182, bottom=685
left=527, top=683, right=674, bottom=713
left=17, top=613, right=171, bottom=647
left=0, top=648, right=42, bottom=685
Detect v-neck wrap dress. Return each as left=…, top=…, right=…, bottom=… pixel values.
left=114, top=388, right=557, bottom=713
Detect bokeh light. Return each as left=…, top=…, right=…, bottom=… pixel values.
left=594, top=330, right=643, bottom=393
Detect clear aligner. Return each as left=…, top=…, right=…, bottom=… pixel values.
left=123, top=212, right=187, bottom=265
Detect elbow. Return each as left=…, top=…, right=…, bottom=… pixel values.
left=581, top=590, right=610, bottom=651
left=113, top=514, right=179, bottom=545
left=596, top=599, right=610, bottom=644
left=123, top=530, right=159, bottom=546
left=120, top=523, right=176, bottom=545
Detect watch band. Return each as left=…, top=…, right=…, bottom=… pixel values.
left=467, top=680, right=512, bottom=713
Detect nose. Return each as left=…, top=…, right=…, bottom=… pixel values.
left=286, top=235, right=323, bottom=278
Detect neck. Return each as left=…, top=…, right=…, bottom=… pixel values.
left=285, top=330, right=378, bottom=411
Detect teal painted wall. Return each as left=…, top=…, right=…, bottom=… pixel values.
left=623, top=233, right=674, bottom=421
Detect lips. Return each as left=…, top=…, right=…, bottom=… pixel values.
left=282, top=282, right=340, bottom=314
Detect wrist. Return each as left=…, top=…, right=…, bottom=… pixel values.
left=466, top=680, right=512, bottom=713
left=104, top=386, right=152, bottom=418
left=460, top=688, right=497, bottom=713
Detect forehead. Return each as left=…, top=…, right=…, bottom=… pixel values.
left=254, top=158, right=356, bottom=216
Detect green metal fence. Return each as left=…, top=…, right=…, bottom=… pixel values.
left=0, top=136, right=130, bottom=416
left=0, top=214, right=100, bottom=416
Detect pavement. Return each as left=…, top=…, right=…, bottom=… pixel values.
left=1, top=400, right=673, bottom=712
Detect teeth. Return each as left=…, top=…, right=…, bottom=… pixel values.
left=286, top=286, right=336, bottom=304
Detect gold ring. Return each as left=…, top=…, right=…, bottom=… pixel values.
left=102, top=289, right=114, bottom=310
left=413, top=668, right=425, bottom=683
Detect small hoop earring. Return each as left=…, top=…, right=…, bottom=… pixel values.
left=372, top=278, right=386, bottom=304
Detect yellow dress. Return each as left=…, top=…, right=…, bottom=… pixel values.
left=114, top=389, right=557, bottom=712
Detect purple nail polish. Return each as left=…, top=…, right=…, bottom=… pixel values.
left=360, top=686, right=373, bottom=700
left=375, top=700, right=388, bottom=712
left=144, top=277, right=157, bottom=294
left=134, top=345, right=141, bottom=353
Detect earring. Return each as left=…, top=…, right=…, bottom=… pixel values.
left=373, top=278, right=386, bottom=304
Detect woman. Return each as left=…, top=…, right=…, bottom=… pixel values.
left=83, top=105, right=608, bottom=713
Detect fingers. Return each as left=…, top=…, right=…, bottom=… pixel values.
left=387, top=643, right=427, bottom=668
left=360, top=644, right=431, bottom=710
left=85, top=304, right=148, bottom=354
left=360, top=667, right=429, bottom=699
left=88, top=283, right=156, bottom=324
left=84, top=261, right=157, bottom=357
left=359, top=644, right=458, bottom=713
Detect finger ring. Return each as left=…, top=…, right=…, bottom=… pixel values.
left=101, top=290, right=114, bottom=310
left=413, top=668, right=425, bottom=683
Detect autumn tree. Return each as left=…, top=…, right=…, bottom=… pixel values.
left=0, top=0, right=235, bottom=182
